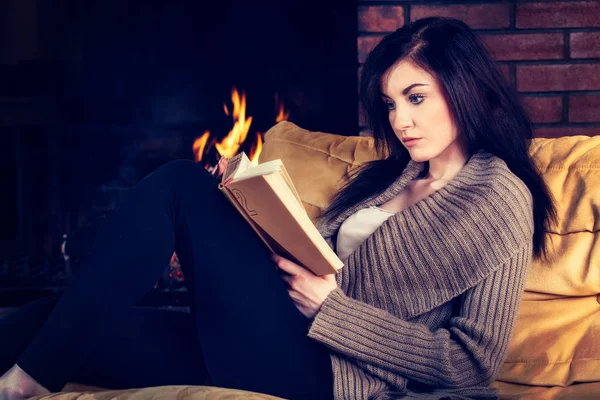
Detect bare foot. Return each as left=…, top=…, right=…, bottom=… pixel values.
left=0, top=365, right=50, bottom=400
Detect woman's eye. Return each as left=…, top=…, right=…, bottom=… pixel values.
left=385, top=101, right=395, bottom=111
left=409, top=94, right=425, bottom=105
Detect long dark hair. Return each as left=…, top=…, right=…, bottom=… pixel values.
left=320, top=17, right=556, bottom=259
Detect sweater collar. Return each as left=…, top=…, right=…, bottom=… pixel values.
left=318, top=150, right=534, bottom=319
left=318, top=149, right=488, bottom=241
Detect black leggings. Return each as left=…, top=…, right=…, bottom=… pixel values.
left=1, top=160, right=334, bottom=400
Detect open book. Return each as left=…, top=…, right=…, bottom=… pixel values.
left=218, top=152, right=343, bottom=276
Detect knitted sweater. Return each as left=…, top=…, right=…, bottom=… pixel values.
left=309, top=150, right=534, bottom=400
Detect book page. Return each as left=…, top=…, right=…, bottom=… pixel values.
left=226, top=174, right=343, bottom=275
left=222, top=152, right=253, bottom=183
left=277, top=164, right=302, bottom=206
left=263, top=173, right=336, bottom=257
left=232, top=160, right=303, bottom=208
left=220, top=155, right=343, bottom=275
left=234, top=159, right=284, bottom=182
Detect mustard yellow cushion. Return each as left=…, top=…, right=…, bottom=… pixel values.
left=525, top=136, right=600, bottom=296
left=493, top=380, right=600, bottom=399
left=35, top=385, right=283, bottom=400
left=498, top=135, right=600, bottom=387
left=259, top=121, right=382, bottom=221
left=260, top=122, right=600, bottom=389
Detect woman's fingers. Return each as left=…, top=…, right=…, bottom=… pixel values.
left=271, top=254, right=308, bottom=277
left=211, top=156, right=229, bottom=179
left=280, top=274, right=292, bottom=286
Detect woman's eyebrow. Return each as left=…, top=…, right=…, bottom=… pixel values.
left=380, top=83, right=429, bottom=98
left=402, top=83, right=429, bottom=95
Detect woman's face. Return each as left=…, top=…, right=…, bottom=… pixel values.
left=381, top=60, right=463, bottom=163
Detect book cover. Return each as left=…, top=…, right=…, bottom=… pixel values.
left=218, top=153, right=343, bottom=276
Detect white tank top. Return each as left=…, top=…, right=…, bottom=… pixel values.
left=336, top=206, right=395, bottom=263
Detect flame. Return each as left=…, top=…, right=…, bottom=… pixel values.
left=192, top=87, right=288, bottom=165
left=192, top=130, right=211, bottom=162
left=249, top=133, right=263, bottom=165
left=215, top=87, right=253, bottom=158
left=275, top=93, right=290, bottom=122
left=275, top=103, right=290, bottom=122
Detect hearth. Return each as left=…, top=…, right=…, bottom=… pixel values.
left=0, top=0, right=358, bottom=306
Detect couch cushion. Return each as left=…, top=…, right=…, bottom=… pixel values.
left=260, top=122, right=600, bottom=389
left=525, top=135, right=600, bottom=296
left=498, top=135, right=600, bottom=386
left=33, top=385, right=283, bottom=400
left=259, top=121, right=382, bottom=221
left=493, top=380, right=600, bottom=399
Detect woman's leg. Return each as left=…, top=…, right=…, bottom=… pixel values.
left=169, top=163, right=334, bottom=400
left=0, top=298, right=209, bottom=389
left=72, top=307, right=209, bottom=389
left=11, top=160, right=332, bottom=399
left=0, top=298, right=57, bottom=376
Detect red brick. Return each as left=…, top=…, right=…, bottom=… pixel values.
left=521, top=96, right=563, bottom=123
left=569, top=95, right=600, bottom=122
left=410, top=4, right=510, bottom=29
left=517, top=2, right=600, bottom=28
left=516, top=64, right=600, bottom=92
left=534, top=126, right=600, bottom=138
left=570, top=32, right=600, bottom=59
left=358, top=35, right=384, bottom=64
left=359, top=6, right=404, bottom=32
left=479, top=33, right=564, bottom=61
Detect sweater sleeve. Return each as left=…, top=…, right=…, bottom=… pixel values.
left=307, top=244, right=530, bottom=389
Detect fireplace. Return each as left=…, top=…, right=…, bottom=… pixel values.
left=0, top=0, right=358, bottom=306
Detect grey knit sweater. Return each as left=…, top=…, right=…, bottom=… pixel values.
left=309, top=150, right=534, bottom=400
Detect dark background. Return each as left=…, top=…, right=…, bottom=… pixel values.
left=0, top=0, right=358, bottom=303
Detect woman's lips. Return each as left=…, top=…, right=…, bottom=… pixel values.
left=403, top=138, right=421, bottom=147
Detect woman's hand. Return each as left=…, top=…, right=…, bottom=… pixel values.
left=271, top=254, right=338, bottom=319
left=210, top=156, right=229, bottom=180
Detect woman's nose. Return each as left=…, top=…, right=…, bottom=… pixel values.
left=391, top=108, right=413, bottom=131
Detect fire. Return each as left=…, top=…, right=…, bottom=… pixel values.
left=249, top=133, right=263, bottom=165
left=192, top=130, right=211, bottom=162
left=193, top=87, right=289, bottom=166
left=275, top=93, right=290, bottom=122
left=215, top=87, right=253, bottom=159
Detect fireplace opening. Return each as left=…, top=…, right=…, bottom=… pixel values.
left=1, top=0, right=358, bottom=307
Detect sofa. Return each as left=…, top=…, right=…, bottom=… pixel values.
left=33, top=121, right=600, bottom=399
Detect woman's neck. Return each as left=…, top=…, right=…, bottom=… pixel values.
left=421, top=146, right=470, bottom=182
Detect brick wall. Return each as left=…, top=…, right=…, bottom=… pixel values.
left=358, top=0, right=600, bottom=138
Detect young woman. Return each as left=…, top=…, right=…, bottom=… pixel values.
left=0, top=17, right=555, bottom=400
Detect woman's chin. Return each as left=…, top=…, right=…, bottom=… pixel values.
left=407, top=151, right=431, bottom=163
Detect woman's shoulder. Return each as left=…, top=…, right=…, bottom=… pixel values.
left=463, top=150, right=533, bottom=207
left=451, top=150, right=534, bottom=238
